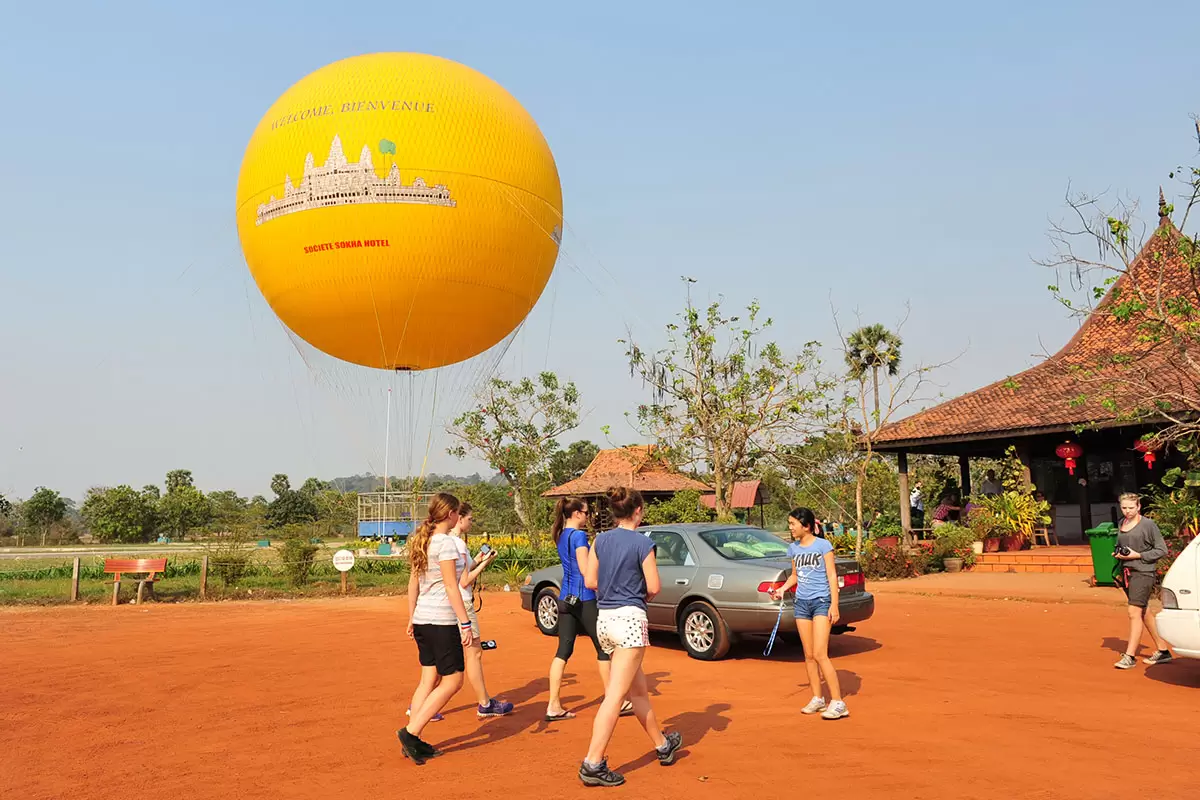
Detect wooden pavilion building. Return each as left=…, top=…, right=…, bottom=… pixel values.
left=874, top=199, right=1198, bottom=546
left=543, top=445, right=712, bottom=530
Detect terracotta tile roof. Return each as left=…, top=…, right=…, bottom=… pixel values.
left=875, top=216, right=1199, bottom=449
left=542, top=445, right=713, bottom=497
left=700, top=480, right=764, bottom=509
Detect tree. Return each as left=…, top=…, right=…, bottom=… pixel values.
left=208, top=490, right=249, bottom=530
left=81, top=485, right=159, bottom=544
left=549, top=440, right=600, bottom=485
left=165, top=469, right=195, bottom=494
left=834, top=311, right=951, bottom=557
left=774, top=434, right=898, bottom=527
left=625, top=283, right=829, bottom=521
left=270, top=474, right=291, bottom=498
left=1040, top=117, right=1200, bottom=450
left=448, top=371, right=581, bottom=530
left=158, top=470, right=212, bottom=540
left=265, top=491, right=318, bottom=528
left=313, top=488, right=357, bottom=538
left=23, top=487, right=67, bottom=546
left=845, top=324, right=902, bottom=420
left=299, top=477, right=331, bottom=497
left=0, top=493, right=12, bottom=519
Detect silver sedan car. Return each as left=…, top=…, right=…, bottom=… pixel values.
left=518, top=523, right=875, bottom=660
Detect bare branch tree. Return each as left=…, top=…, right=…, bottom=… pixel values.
left=1037, top=116, right=1200, bottom=452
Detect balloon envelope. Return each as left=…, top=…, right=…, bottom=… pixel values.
left=236, top=53, right=563, bottom=370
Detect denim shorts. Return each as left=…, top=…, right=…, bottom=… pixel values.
left=794, top=596, right=832, bottom=620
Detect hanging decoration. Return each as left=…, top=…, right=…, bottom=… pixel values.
left=1055, top=442, right=1083, bottom=475
left=1133, top=437, right=1158, bottom=469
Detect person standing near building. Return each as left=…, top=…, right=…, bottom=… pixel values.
left=909, top=481, right=925, bottom=530
left=979, top=469, right=1002, bottom=497
left=577, top=487, right=682, bottom=787
left=1113, top=493, right=1174, bottom=669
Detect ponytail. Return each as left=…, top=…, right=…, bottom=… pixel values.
left=552, top=496, right=588, bottom=544
left=408, top=492, right=461, bottom=575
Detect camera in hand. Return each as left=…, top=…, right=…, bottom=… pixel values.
left=1114, top=545, right=1132, bottom=557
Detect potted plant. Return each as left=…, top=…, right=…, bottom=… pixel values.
left=869, top=521, right=902, bottom=550
left=932, top=523, right=975, bottom=572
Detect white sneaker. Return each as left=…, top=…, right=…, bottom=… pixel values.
left=821, top=700, right=849, bottom=720
left=800, top=696, right=827, bottom=715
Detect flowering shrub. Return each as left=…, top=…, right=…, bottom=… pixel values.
left=860, top=541, right=926, bottom=580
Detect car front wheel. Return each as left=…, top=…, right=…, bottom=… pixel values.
left=679, top=601, right=732, bottom=660
left=535, top=586, right=560, bottom=636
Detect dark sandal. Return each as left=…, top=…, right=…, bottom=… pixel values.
left=619, top=701, right=635, bottom=717
left=545, top=710, right=576, bottom=721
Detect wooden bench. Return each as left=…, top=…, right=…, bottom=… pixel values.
left=104, top=558, right=167, bottom=606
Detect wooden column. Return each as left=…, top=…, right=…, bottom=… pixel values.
left=897, top=451, right=912, bottom=535
left=958, top=455, right=972, bottom=499
left=1014, top=443, right=1033, bottom=488
left=1077, top=452, right=1092, bottom=532
left=200, top=555, right=209, bottom=600
left=70, top=557, right=80, bottom=602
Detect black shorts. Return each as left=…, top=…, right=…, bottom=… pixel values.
left=412, top=624, right=465, bottom=676
left=556, top=597, right=610, bottom=662
left=1124, top=571, right=1157, bottom=609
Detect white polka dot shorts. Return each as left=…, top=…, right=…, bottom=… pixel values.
left=597, top=606, right=650, bottom=654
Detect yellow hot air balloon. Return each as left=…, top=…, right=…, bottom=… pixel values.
left=236, top=53, right=563, bottom=371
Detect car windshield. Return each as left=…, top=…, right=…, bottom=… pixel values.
left=698, top=527, right=790, bottom=560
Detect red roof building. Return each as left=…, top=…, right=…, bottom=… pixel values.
left=875, top=200, right=1196, bottom=540
left=700, top=480, right=769, bottom=527
left=543, top=445, right=713, bottom=530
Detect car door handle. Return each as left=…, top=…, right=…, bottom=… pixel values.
left=675, top=578, right=689, bottom=586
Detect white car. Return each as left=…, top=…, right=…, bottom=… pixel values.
left=1156, top=534, right=1200, bottom=659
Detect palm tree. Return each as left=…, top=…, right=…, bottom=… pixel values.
left=845, top=324, right=903, bottom=420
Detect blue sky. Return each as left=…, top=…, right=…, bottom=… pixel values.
left=1, top=0, right=1197, bottom=501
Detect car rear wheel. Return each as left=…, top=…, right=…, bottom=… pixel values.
left=535, top=586, right=560, bottom=636
left=679, top=601, right=732, bottom=661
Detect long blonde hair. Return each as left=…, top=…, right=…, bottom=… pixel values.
left=408, top=492, right=461, bottom=575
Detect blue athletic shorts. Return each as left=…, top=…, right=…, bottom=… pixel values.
left=793, top=596, right=832, bottom=620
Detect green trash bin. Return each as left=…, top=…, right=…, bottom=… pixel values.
left=1085, top=522, right=1119, bottom=586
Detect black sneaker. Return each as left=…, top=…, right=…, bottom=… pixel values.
left=656, top=731, right=683, bottom=765
left=579, top=759, right=625, bottom=787
left=396, top=729, right=427, bottom=765
left=1144, top=650, right=1174, bottom=665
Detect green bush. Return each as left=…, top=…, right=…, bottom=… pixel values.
left=280, top=538, right=320, bottom=587
left=642, top=490, right=714, bottom=525
left=206, top=532, right=256, bottom=587
left=931, top=523, right=977, bottom=568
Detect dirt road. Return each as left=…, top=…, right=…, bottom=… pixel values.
left=1, top=590, right=1195, bottom=799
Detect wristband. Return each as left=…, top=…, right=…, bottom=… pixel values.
left=459, top=620, right=472, bottom=628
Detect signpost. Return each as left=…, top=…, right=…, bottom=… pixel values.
left=333, top=549, right=355, bottom=594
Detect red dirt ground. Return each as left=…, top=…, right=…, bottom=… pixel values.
left=2, top=590, right=1197, bottom=800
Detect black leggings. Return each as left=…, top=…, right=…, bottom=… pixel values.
left=556, top=598, right=610, bottom=662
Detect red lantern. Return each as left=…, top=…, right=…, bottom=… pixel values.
left=1055, top=442, right=1083, bottom=475
left=1134, top=438, right=1157, bottom=468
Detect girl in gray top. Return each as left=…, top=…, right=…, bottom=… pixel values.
left=1113, top=493, right=1174, bottom=669
left=577, top=486, right=682, bottom=787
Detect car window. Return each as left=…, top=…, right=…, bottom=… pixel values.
left=648, top=531, right=695, bottom=567
left=698, top=527, right=789, bottom=560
